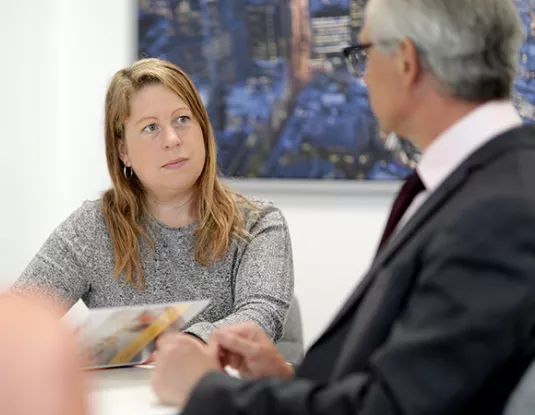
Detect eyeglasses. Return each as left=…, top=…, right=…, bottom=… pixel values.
left=342, top=43, right=372, bottom=77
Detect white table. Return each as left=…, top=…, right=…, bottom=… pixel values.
left=89, top=366, right=180, bottom=415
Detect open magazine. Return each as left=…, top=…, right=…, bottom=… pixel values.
left=76, top=300, right=210, bottom=369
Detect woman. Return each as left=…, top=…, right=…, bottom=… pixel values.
left=13, top=58, right=294, bottom=343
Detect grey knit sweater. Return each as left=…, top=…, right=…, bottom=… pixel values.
left=13, top=198, right=294, bottom=342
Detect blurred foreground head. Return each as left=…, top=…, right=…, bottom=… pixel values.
left=0, top=290, right=89, bottom=415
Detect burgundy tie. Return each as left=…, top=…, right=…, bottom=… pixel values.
left=376, top=172, right=425, bottom=254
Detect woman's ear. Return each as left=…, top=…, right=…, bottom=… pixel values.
left=118, top=140, right=130, bottom=166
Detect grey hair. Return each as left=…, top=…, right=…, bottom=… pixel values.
left=365, top=0, right=525, bottom=101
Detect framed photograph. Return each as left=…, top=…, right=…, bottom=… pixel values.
left=137, top=0, right=534, bottom=181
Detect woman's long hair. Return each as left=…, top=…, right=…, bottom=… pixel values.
left=102, top=58, right=249, bottom=289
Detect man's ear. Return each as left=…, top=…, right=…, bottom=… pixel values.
left=397, top=38, right=422, bottom=88
left=118, top=140, right=130, bottom=167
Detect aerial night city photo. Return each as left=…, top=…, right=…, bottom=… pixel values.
left=138, top=0, right=535, bottom=180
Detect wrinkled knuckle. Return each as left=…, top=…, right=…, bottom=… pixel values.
left=250, top=322, right=262, bottom=331
left=244, top=321, right=258, bottom=331
left=250, top=345, right=263, bottom=360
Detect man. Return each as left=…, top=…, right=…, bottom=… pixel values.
left=152, top=0, right=535, bottom=413
left=0, top=290, right=89, bottom=415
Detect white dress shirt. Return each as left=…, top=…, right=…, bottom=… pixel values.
left=397, top=100, right=523, bottom=231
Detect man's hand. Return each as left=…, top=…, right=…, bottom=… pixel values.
left=151, top=333, right=221, bottom=408
left=209, top=322, right=294, bottom=379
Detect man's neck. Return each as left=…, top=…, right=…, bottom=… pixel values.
left=404, top=96, right=484, bottom=152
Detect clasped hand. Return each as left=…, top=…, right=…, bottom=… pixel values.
left=151, top=322, right=294, bottom=408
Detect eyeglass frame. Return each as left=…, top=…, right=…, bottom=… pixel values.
left=342, top=43, right=373, bottom=77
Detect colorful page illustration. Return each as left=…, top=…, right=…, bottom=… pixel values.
left=77, top=300, right=209, bottom=369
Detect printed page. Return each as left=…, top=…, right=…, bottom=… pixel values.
left=78, top=300, right=209, bottom=369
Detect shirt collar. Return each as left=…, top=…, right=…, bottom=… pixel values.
left=416, top=100, right=522, bottom=191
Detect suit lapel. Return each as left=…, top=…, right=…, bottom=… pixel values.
left=312, top=169, right=467, bottom=346
left=308, top=125, right=535, bottom=352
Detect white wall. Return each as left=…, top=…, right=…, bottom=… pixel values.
left=0, top=0, right=397, bottom=348
left=230, top=181, right=396, bottom=346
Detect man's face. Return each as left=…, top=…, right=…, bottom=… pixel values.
left=360, top=23, right=418, bottom=135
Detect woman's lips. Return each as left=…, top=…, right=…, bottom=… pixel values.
left=163, top=158, right=188, bottom=169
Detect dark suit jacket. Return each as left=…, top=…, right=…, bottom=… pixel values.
left=182, top=125, right=535, bottom=415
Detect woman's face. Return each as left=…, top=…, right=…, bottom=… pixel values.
left=120, top=84, right=206, bottom=200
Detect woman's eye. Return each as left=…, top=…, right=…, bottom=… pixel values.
left=176, top=116, right=190, bottom=124
left=142, top=123, right=157, bottom=133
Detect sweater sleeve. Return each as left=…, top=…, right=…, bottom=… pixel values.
left=185, top=201, right=294, bottom=343
left=11, top=201, right=98, bottom=310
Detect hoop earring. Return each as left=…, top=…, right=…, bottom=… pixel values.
left=123, top=166, right=133, bottom=180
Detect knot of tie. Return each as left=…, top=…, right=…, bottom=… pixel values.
left=376, top=171, right=425, bottom=254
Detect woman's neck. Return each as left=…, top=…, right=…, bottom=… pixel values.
left=146, top=190, right=198, bottom=228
